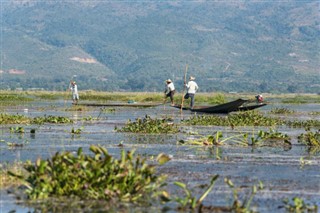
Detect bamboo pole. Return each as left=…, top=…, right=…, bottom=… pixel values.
left=180, top=64, right=188, bottom=113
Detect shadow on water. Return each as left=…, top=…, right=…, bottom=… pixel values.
left=1, top=100, right=320, bottom=212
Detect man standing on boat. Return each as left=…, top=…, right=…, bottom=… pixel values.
left=164, top=79, right=176, bottom=106
left=184, top=76, right=198, bottom=109
left=69, top=81, right=79, bottom=104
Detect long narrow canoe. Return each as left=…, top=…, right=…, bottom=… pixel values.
left=172, top=99, right=248, bottom=113
left=237, top=103, right=267, bottom=111
left=74, top=102, right=163, bottom=108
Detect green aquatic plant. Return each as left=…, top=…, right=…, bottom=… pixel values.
left=235, top=129, right=291, bottom=147
left=9, top=126, right=25, bottom=133
left=270, top=107, right=295, bottom=114
left=0, top=92, right=33, bottom=102
left=179, top=129, right=291, bottom=148
left=282, top=197, right=318, bottom=212
left=225, top=178, right=264, bottom=213
left=173, top=175, right=219, bottom=210
left=71, top=127, right=83, bottom=134
left=297, top=128, right=320, bottom=147
left=0, top=113, right=31, bottom=124
left=33, top=115, right=73, bottom=124
left=116, top=115, right=179, bottom=134
left=65, top=106, right=90, bottom=111
left=286, top=119, right=320, bottom=128
left=1, top=113, right=73, bottom=125
left=183, top=111, right=284, bottom=127
left=178, top=131, right=245, bottom=146
left=8, top=145, right=168, bottom=203
left=309, top=111, right=320, bottom=115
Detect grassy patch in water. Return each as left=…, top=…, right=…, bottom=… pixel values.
left=0, top=92, right=33, bottom=102
left=9, top=145, right=167, bottom=203
left=298, top=128, right=320, bottom=147
left=0, top=113, right=73, bottom=124
left=280, top=94, right=320, bottom=104
left=179, top=129, right=291, bottom=147
left=183, top=111, right=284, bottom=127
left=286, top=119, right=320, bottom=128
left=270, top=107, right=295, bottom=114
left=0, top=113, right=31, bottom=124
left=116, top=115, right=179, bottom=134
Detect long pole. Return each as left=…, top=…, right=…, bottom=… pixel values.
left=180, top=64, right=188, bottom=113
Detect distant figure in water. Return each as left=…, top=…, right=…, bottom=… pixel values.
left=164, top=79, right=176, bottom=106
left=184, top=76, right=199, bottom=109
left=69, top=81, right=79, bottom=104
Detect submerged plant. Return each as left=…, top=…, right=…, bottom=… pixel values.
left=8, top=145, right=167, bottom=203
left=178, top=131, right=245, bottom=146
left=225, top=178, right=264, bottom=212
left=286, top=119, right=320, bottom=128
left=33, top=115, right=73, bottom=124
left=174, top=175, right=219, bottom=210
left=183, top=111, right=284, bottom=127
left=270, top=107, right=295, bottom=114
left=116, top=115, right=179, bottom=134
left=71, top=127, right=83, bottom=134
left=9, top=126, right=25, bottom=133
left=0, top=113, right=31, bottom=124
left=282, top=197, right=318, bottom=212
left=297, top=128, right=320, bottom=147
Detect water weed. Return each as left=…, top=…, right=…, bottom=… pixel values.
left=115, top=115, right=179, bottom=134
left=71, top=127, right=83, bottom=134
left=8, top=145, right=168, bottom=203
left=32, top=115, right=73, bottom=124
left=281, top=197, right=318, bottom=212
left=298, top=128, right=320, bottom=147
left=183, top=111, right=284, bottom=127
left=173, top=175, right=219, bottom=210
left=270, top=107, right=295, bottom=114
left=286, top=119, right=320, bottom=128
left=1, top=113, right=73, bottom=124
left=10, top=126, right=25, bottom=133
left=225, top=178, right=264, bottom=213
left=0, top=113, right=31, bottom=124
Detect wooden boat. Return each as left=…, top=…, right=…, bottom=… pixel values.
left=237, top=103, right=267, bottom=111
left=172, top=99, right=248, bottom=113
left=74, top=102, right=163, bottom=108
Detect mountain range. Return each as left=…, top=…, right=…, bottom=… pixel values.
left=1, top=0, right=319, bottom=93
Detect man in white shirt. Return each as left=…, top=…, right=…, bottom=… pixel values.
left=69, top=81, right=79, bottom=104
left=164, top=79, right=176, bottom=106
left=184, top=76, right=198, bottom=109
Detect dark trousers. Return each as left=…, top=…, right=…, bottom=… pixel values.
left=166, top=90, right=175, bottom=103
left=184, top=93, right=195, bottom=108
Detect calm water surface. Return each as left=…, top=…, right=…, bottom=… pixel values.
left=1, top=100, right=319, bottom=212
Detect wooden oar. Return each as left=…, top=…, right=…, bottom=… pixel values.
left=180, top=64, right=188, bottom=113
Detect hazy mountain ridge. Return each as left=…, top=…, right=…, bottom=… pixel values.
left=1, top=0, right=319, bottom=92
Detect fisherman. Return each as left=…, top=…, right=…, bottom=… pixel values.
left=255, top=94, right=264, bottom=103
left=164, top=79, right=176, bottom=106
left=184, top=76, right=198, bottom=109
left=69, top=81, right=79, bottom=104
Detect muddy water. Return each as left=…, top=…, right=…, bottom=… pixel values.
left=1, top=100, right=320, bottom=212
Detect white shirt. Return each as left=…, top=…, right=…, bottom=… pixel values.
left=70, top=84, right=78, bottom=94
left=167, top=82, right=175, bottom=92
left=186, top=81, right=198, bottom=94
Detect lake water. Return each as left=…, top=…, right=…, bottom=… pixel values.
left=1, top=100, right=320, bottom=212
